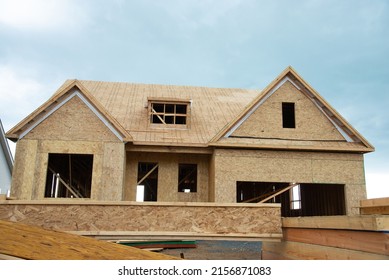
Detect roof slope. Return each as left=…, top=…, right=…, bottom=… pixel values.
left=6, top=80, right=133, bottom=142
left=6, top=67, right=373, bottom=153
left=78, top=80, right=258, bottom=146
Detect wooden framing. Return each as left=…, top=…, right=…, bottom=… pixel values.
left=4, top=67, right=374, bottom=238
left=262, top=214, right=389, bottom=260
left=283, top=228, right=389, bottom=256
left=282, top=216, right=389, bottom=231
left=360, top=197, right=389, bottom=215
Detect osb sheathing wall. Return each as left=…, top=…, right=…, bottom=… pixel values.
left=10, top=96, right=126, bottom=200
left=213, top=149, right=366, bottom=215
left=232, top=81, right=345, bottom=141
left=0, top=201, right=282, bottom=239
left=124, top=152, right=210, bottom=202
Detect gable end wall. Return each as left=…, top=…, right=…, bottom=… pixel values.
left=11, top=96, right=125, bottom=200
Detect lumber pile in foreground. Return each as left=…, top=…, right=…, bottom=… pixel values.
left=0, top=220, right=178, bottom=260
left=262, top=197, right=389, bottom=260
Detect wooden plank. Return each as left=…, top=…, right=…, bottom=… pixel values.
left=0, top=220, right=178, bottom=260
left=71, top=230, right=283, bottom=242
left=283, top=228, right=389, bottom=255
left=360, top=197, right=389, bottom=207
left=258, top=183, right=297, bottom=203
left=262, top=241, right=389, bottom=260
left=261, top=250, right=292, bottom=260
left=282, top=216, right=389, bottom=231
left=137, top=164, right=158, bottom=185
left=361, top=206, right=389, bottom=215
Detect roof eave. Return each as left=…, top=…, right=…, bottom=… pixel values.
left=209, top=142, right=374, bottom=154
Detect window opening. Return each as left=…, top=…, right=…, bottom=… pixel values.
left=237, top=181, right=345, bottom=217
left=45, top=153, right=93, bottom=198
left=178, top=164, right=197, bottom=193
left=150, top=102, right=188, bottom=125
left=137, top=162, right=158, bottom=201
left=282, top=102, right=295, bottom=128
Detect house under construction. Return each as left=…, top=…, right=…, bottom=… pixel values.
left=1, top=66, right=386, bottom=260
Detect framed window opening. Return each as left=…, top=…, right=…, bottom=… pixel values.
left=282, top=102, right=296, bottom=128
left=178, top=164, right=197, bottom=193
left=137, top=162, right=158, bottom=201
left=148, top=99, right=190, bottom=127
left=45, top=153, right=93, bottom=198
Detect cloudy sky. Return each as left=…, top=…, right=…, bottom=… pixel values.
left=0, top=0, right=388, bottom=198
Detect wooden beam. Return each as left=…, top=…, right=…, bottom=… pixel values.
left=282, top=216, right=389, bottom=231
left=258, top=183, right=297, bottom=203
left=283, top=228, right=389, bottom=256
left=151, top=108, right=166, bottom=124
left=361, top=206, right=389, bottom=215
left=262, top=241, right=389, bottom=260
left=48, top=167, right=82, bottom=198
left=0, top=220, right=178, bottom=260
left=137, top=164, right=158, bottom=186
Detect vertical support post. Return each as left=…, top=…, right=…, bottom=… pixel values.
left=54, top=174, right=60, bottom=198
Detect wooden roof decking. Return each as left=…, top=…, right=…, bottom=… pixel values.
left=79, top=80, right=258, bottom=146
left=6, top=66, right=374, bottom=152
left=0, top=219, right=178, bottom=260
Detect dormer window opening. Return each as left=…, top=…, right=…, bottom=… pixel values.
left=149, top=99, right=190, bottom=126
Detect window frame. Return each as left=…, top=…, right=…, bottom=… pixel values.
left=178, top=163, right=197, bottom=193
left=148, top=98, right=191, bottom=128
left=282, top=102, right=296, bottom=128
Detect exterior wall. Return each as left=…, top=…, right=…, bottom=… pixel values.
left=124, top=152, right=210, bottom=202
left=0, top=201, right=282, bottom=240
left=232, top=81, right=345, bottom=141
left=213, top=149, right=366, bottom=215
left=10, top=96, right=125, bottom=200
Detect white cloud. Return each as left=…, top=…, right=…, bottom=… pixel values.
left=0, top=65, right=51, bottom=130
left=0, top=0, right=90, bottom=32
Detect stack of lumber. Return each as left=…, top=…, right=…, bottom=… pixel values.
left=262, top=197, right=389, bottom=260
left=0, top=220, right=178, bottom=260
left=360, top=197, right=389, bottom=215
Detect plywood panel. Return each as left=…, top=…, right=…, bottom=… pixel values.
left=232, top=81, right=345, bottom=141
left=24, top=96, right=120, bottom=142
left=213, top=148, right=366, bottom=215
left=0, top=220, right=177, bottom=260
left=100, top=142, right=125, bottom=200
left=10, top=139, right=38, bottom=200
left=0, top=201, right=282, bottom=240
left=125, top=152, right=210, bottom=202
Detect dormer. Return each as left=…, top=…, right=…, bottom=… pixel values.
left=148, top=97, right=191, bottom=128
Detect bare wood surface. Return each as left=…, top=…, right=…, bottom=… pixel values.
left=262, top=241, right=389, bottom=260
left=283, top=228, right=389, bottom=256
left=0, top=220, right=178, bottom=260
left=282, top=215, right=389, bottom=231
left=258, top=184, right=297, bottom=203
left=361, top=206, right=389, bottom=215
left=360, top=197, right=389, bottom=207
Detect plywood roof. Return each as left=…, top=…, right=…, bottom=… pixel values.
left=69, top=80, right=259, bottom=146
left=6, top=66, right=374, bottom=153
left=0, top=219, right=178, bottom=260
